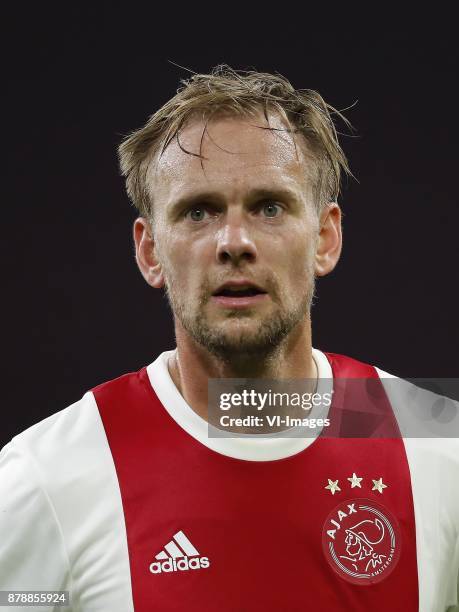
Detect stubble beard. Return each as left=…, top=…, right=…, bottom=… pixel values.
left=163, top=270, right=316, bottom=366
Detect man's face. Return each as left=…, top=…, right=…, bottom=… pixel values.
left=145, top=111, right=322, bottom=360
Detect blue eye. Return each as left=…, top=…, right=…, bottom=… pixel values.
left=262, top=202, right=282, bottom=218
left=186, top=207, right=208, bottom=222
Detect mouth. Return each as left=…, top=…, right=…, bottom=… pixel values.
left=211, top=283, right=268, bottom=309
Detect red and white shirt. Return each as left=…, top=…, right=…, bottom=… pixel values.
left=0, top=349, right=458, bottom=611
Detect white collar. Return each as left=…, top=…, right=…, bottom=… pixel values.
left=146, top=348, right=333, bottom=462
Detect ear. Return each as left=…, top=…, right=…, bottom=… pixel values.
left=133, top=217, right=165, bottom=288
left=314, top=202, right=342, bottom=277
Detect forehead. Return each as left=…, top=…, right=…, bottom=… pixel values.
left=148, top=111, right=315, bottom=206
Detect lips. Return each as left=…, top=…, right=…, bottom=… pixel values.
left=211, top=280, right=268, bottom=309
left=212, top=281, right=267, bottom=298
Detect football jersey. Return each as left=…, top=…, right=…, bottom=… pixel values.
left=0, top=349, right=458, bottom=611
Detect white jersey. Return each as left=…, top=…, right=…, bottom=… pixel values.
left=0, top=349, right=458, bottom=611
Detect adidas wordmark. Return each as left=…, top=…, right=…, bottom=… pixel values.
left=150, top=530, right=210, bottom=574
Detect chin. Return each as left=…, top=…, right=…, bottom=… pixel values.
left=200, top=323, right=284, bottom=359
left=182, top=307, right=303, bottom=358
left=217, top=319, right=267, bottom=341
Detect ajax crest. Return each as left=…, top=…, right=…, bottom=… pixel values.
left=321, top=498, right=401, bottom=585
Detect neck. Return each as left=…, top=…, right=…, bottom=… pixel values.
left=167, top=317, right=317, bottom=422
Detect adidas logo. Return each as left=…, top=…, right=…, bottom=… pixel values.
left=149, top=530, right=210, bottom=574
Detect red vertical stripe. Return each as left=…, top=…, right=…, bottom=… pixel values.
left=93, top=353, right=418, bottom=611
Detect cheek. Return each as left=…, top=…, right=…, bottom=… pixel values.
left=160, top=234, right=210, bottom=290
left=285, top=258, right=315, bottom=297
left=288, top=250, right=317, bottom=302
left=154, top=233, right=183, bottom=285
left=270, top=230, right=316, bottom=279
left=175, top=230, right=215, bottom=262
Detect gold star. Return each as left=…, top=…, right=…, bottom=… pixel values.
left=325, top=479, right=341, bottom=495
left=347, top=473, right=363, bottom=488
left=372, top=478, right=388, bottom=494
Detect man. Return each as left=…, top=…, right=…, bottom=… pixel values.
left=1, top=66, right=458, bottom=611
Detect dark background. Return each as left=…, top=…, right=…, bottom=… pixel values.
left=2, top=6, right=458, bottom=446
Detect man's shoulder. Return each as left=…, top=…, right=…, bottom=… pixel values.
left=322, top=351, right=399, bottom=379
left=373, top=363, right=459, bottom=466
left=9, top=391, right=99, bottom=455
left=2, top=392, right=105, bottom=497
left=323, top=351, right=459, bottom=449
left=2, top=366, right=152, bottom=489
left=0, top=372, right=143, bottom=518
left=9, top=366, right=149, bottom=453
left=0, top=374, right=135, bottom=602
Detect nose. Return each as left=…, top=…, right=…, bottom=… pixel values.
left=215, top=212, right=257, bottom=265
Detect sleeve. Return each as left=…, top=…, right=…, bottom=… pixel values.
left=0, top=441, right=72, bottom=611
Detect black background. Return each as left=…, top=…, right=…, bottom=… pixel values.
left=2, top=5, right=458, bottom=446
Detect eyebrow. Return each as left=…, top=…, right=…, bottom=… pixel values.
left=167, top=187, right=300, bottom=217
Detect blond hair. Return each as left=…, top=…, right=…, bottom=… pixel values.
left=118, top=65, right=354, bottom=216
